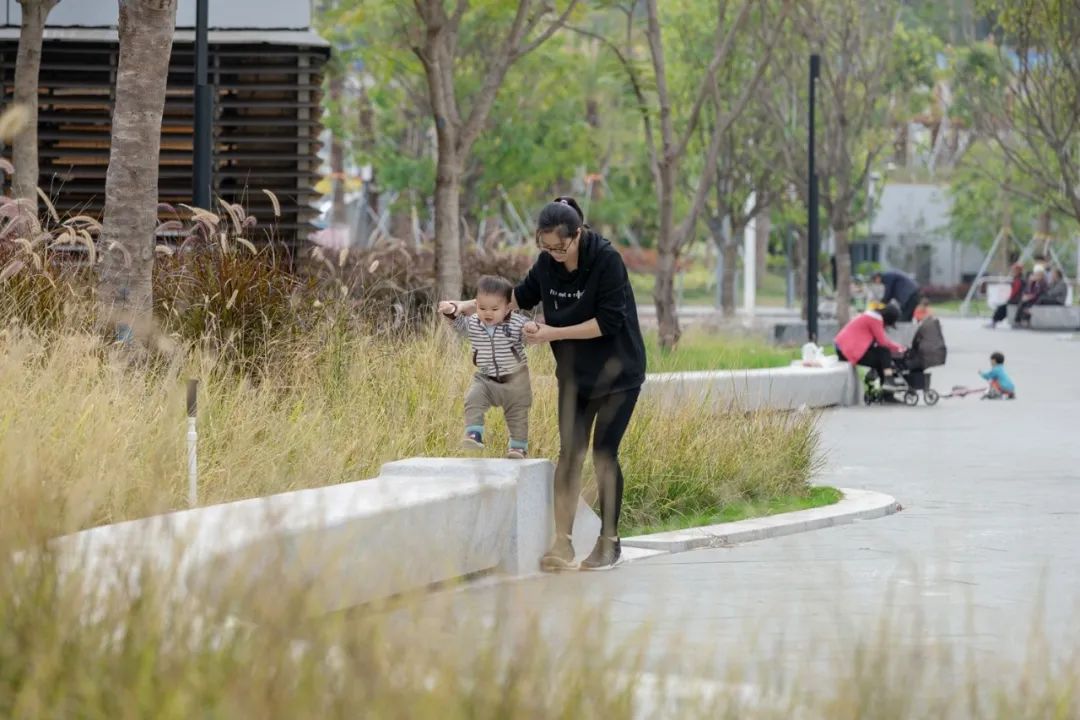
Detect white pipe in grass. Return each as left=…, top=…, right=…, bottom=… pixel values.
left=187, top=379, right=198, bottom=507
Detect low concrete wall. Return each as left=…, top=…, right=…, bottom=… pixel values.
left=642, top=361, right=859, bottom=412
left=53, top=458, right=600, bottom=615
left=1029, top=305, right=1080, bottom=330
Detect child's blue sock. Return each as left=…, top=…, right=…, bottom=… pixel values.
left=509, top=439, right=528, bottom=450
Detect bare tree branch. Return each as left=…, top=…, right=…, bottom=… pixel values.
left=515, top=0, right=580, bottom=59
left=567, top=24, right=660, bottom=183
left=671, top=0, right=755, bottom=161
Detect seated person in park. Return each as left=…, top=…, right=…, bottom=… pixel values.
left=1036, top=268, right=1068, bottom=306
left=438, top=275, right=533, bottom=459
left=980, top=352, right=1016, bottom=399
left=1014, top=265, right=1048, bottom=326
left=990, top=262, right=1026, bottom=328
left=871, top=270, right=920, bottom=322
left=834, top=303, right=906, bottom=389
left=913, top=297, right=931, bottom=322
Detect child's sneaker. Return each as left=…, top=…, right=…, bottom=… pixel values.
left=506, top=447, right=527, bottom=460
left=462, top=430, right=484, bottom=450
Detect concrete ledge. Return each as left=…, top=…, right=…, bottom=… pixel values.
left=621, top=487, right=901, bottom=553
left=1029, top=305, right=1080, bottom=330
left=52, top=458, right=600, bottom=615
left=642, top=361, right=860, bottom=412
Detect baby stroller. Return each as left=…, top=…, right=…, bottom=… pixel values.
left=864, top=316, right=948, bottom=406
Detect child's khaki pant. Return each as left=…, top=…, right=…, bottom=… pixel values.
left=464, top=368, right=531, bottom=444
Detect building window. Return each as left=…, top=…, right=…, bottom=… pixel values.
left=850, top=241, right=881, bottom=274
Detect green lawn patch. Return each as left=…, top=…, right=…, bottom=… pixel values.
left=629, top=269, right=798, bottom=309
left=645, top=330, right=799, bottom=373
left=623, top=486, right=842, bottom=537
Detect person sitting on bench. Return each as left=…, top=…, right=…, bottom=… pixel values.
left=990, top=262, right=1025, bottom=329
left=1036, top=268, right=1067, bottom=306
left=1014, top=265, right=1048, bottom=327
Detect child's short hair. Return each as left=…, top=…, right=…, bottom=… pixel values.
left=476, top=275, right=513, bottom=302
left=991, top=351, right=1005, bottom=365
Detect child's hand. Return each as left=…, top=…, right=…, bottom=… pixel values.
left=523, top=321, right=540, bottom=335
left=438, top=301, right=458, bottom=317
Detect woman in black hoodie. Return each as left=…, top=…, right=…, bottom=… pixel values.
left=444, top=197, right=646, bottom=570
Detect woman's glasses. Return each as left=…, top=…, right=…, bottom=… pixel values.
left=535, top=231, right=578, bottom=254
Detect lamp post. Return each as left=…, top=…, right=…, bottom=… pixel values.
left=193, top=0, right=212, bottom=209
left=807, top=54, right=821, bottom=342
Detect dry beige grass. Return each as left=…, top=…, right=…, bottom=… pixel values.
left=0, top=321, right=819, bottom=540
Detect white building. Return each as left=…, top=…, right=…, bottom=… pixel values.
left=854, top=183, right=983, bottom=287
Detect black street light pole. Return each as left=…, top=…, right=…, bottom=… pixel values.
left=807, top=54, right=821, bottom=343
left=193, top=0, right=212, bottom=209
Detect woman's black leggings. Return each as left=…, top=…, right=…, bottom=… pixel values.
left=553, top=387, right=640, bottom=540
left=837, top=345, right=895, bottom=378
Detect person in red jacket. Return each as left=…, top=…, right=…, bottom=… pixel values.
left=834, top=304, right=906, bottom=388
left=990, top=263, right=1025, bottom=329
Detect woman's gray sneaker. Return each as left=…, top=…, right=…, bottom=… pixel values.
left=540, top=534, right=576, bottom=572
left=580, top=536, right=621, bottom=571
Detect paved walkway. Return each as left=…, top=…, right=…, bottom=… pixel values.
left=416, top=319, right=1080, bottom=684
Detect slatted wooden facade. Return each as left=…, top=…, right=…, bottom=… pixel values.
left=0, top=34, right=329, bottom=251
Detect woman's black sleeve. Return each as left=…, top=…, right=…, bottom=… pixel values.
left=594, top=252, right=629, bottom=336
left=514, top=260, right=542, bottom=310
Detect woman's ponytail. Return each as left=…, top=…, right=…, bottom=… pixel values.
left=537, top=196, right=588, bottom=240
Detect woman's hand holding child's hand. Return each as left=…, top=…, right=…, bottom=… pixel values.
left=524, top=321, right=557, bottom=345
left=438, top=301, right=457, bottom=318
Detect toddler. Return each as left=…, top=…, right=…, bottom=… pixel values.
left=439, top=275, right=534, bottom=458
left=980, top=351, right=1016, bottom=399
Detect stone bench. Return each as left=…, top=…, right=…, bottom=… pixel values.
left=1028, top=305, right=1080, bottom=330
left=52, top=458, right=600, bottom=615
left=642, top=361, right=859, bottom=412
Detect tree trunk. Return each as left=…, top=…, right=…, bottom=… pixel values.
left=98, top=0, right=178, bottom=338
left=328, top=68, right=347, bottom=229
left=653, top=159, right=680, bottom=348
left=755, top=210, right=770, bottom=285
left=721, top=240, right=739, bottom=317
left=994, top=193, right=1012, bottom=273
left=330, top=136, right=347, bottom=228
left=1036, top=209, right=1052, bottom=257
left=12, top=0, right=57, bottom=205
left=654, top=246, right=679, bottom=343
left=433, top=149, right=463, bottom=299
left=390, top=208, right=412, bottom=244
left=833, top=225, right=853, bottom=325
left=792, top=227, right=807, bottom=319
left=706, top=213, right=724, bottom=309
